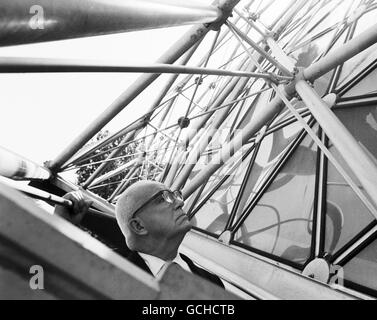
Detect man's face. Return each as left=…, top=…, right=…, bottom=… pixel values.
left=137, top=184, right=192, bottom=240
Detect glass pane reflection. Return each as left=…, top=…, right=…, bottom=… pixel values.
left=233, top=129, right=318, bottom=265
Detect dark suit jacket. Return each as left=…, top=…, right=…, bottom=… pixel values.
left=119, top=249, right=224, bottom=289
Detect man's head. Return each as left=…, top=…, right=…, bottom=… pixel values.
left=115, top=180, right=191, bottom=257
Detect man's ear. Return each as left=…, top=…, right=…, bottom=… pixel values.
left=128, top=217, right=148, bottom=235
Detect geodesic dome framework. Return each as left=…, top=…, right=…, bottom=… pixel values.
left=1, top=0, right=377, bottom=299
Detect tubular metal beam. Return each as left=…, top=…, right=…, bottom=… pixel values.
left=0, top=0, right=221, bottom=47
left=48, top=0, right=241, bottom=172
left=304, top=22, right=377, bottom=81
left=81, top=131, right=136, bottom=188
left=226, top=21, right=293, bottom=76
left=108, top=162, right=141, bottom=202
left=0, top=176, right=106, bottom=216
left=0, top=146, right=51, bottom=180
left=90, top=158, right=140, bottom=187
left=295, top=80, right=377, bottom=211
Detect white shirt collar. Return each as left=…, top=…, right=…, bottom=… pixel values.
left=139, top=252, right=166, bottom=277
left=139, top=252, right=191, bottom=277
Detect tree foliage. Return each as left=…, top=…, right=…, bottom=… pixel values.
left=76, top=130, right=142, bottom=200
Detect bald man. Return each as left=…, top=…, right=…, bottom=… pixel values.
left=55, top=181, right=223, bottom=288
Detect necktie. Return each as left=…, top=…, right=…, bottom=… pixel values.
left=172, top=255, right=191, bottom=273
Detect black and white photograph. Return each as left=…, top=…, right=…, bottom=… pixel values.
left=0, top=0, right=376, bottom=304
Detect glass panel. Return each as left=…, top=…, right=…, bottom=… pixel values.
left=234, top=118, right=310, bottom=221
left=290, top=32, right=336, bottom=68
left=342, top=67, right=377, bottom=98
left=324, top=105, right=377, bottom=254
left=233, top=128, right=318, bottom=265
left=335, top=7, right=377, bottom=88
left=270, top=100, right=305, bottom=127
left=190, top=148, right=255, bottom=235
left=324, top=142, right=375, bottom=255
left=187, top=143, right=253, bottom=213
left=343, top=238, right=377, bottom=293
left=313, top=70, right=333, bottom=97
left=337, top=42, right=377, bottom=88
left=335, top=105, right=377, bottom=163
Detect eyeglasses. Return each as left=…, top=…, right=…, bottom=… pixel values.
left=131, top=189, right=184, bottom=218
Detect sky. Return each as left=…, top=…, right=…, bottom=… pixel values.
left=0, top=24, right=194, bottom=164
left=0, top=0, right=363, bottom=173
left=0, top=0, right=219, bottom=168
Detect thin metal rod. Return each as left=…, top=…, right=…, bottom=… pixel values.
left=226, top=22, right=268, bottom=73
left=298, top=0, right=345, bottom=47
left=178, top=92, right=205, bottom=111
left=147, top=122, right=177, bottom=143
left=82, top=131, right=136, bottom=188
left=64, top=146, right=173, bottom=171
left=0, top=57, right=290, bottom=81
left=108, top=163, right=141, bottom=202
left=0, top=146, right=51, bottom=180
left=234, top=8, right=266, bottom=37
left=63, top=119, right=144, bottom=169
left=287, top=0, right=330, bottom=49
left=155, top=39, right=258, bottom=112
left=304, top=22, right=377, bottom=81
left=48, top=0, right=239, bottom=172
left=0, top=0, right=221, bottom=47
left=188, top=87, right=271, bottom=121
left=333, top=225, right=377, bottom=265
left=90, top=158, right=140, bottom=187
left=88, top=179, right=126, bottom=191
left=226, top=21, right=293, bottom=76
left=314, top=129, right=326, bottom=257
